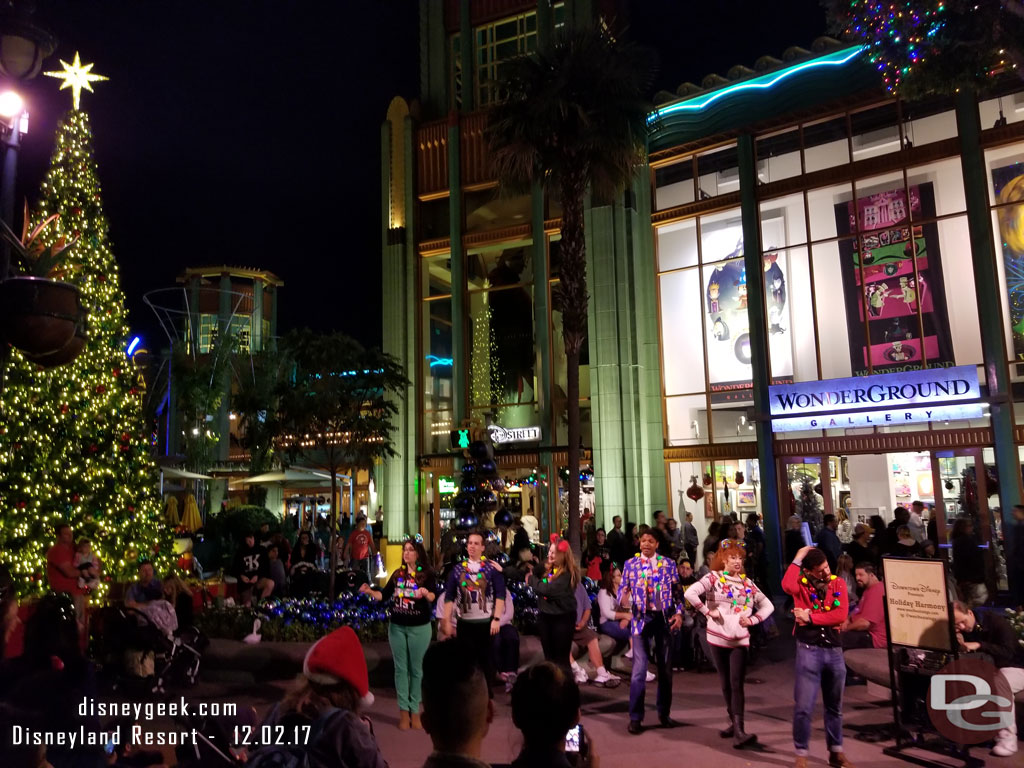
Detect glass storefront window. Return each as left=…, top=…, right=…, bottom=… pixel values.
left=467, top=241, right=533, bottom=289
left=659, top=267, right=704, bottom=396
left=905, top=105, right=957, bottom=146
left=985, top=143, right=1024, bottom=365
left=711, top=407, right=756, bottom=443
left=760, top=194, right=807, bottom=249
left=654, top=158, right=696, bottom=210
left=422, top=409, right=454, bottom=454
left=979, top=93, right=1024, bottom=130
left=668, top=459, right=762, bottom=547
left=696, top=143, right=740, bottom=199
left=756, top=127, right=802, bottom=184
left=769, top=246, right=816, bottom=382
left=811, top=239, right=854, bottom=380
left=807, top=183, right=853, bottom=242
left=701, top=257, right=753, bottom=394
left=699, top=207, right=744, bottom=263
left=465, top=190, right=531, bottom=234
left=803, top=115, right=849, bottom=174
left=908, top=158, right=966, bottom=218
left=850, top=101, right=902, bottom=162
left=656, top=218, right=698, bottom=271
left=422, top=253, right=453, bottom=297
left=422, top=297, right=454, bottom=414
left=666, top=394, right=709, bottom=445
left=468, top=286, right=536, bottom=408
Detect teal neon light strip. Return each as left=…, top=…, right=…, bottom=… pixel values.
left=649, top=46, right=865, bottom=123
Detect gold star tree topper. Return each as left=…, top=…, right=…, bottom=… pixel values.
left=44, top=52, right=108, bottom=110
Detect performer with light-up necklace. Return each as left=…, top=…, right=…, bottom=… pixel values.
left=618, top=528, right=683, bottom=734
left=684, top=538, right=773, bottom=748
left=782, top=545, right=853, bottom=768
left=528, top=534, right=579, bottom=676
left=362, top=537, right=436, bottom=730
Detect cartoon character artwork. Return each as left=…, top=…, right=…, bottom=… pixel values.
left=884, top=339, right=916, bottom=362
left=764, top=252, right=787, bottom=335
left=708, top=281, right=721, bottom=314
left=883, top=318, right=913, bottom=343
left=898, top=275, right=922, bottom=313
left=735, top=277, right=748, bottom=310
left=866, top=282, right=891, bottom=317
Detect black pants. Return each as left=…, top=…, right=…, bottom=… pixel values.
left=457, top=619, right=495, bottom=686
left=708, top=644, right=748, bottom=720
left=492, top=623, right=520, bottom=674
left=840, top=629, right=873, bottom=650
left=538, top=612, right=575, bottom=674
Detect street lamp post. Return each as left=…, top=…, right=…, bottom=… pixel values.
left=0, top=87, right=24, bottom=279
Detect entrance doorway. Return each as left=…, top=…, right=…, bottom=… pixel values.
left=779, top=448, right=1006, bottom=595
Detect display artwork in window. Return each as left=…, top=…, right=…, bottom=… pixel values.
left=703, top=217, right=793, bottom=403
left=835, top=183, right=954, bottom=375
left=992, top=162, right=1024, bottom=360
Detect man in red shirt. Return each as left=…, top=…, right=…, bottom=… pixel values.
left=782, top=546, right=853, bottom=768
left=840, top=563, right=887, bottom=650
left=46, top=523, right=86, bottom=625
left=343, top=515, right=376, bottom=577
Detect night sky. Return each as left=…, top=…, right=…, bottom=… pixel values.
left=14, top=0, right=827, bottom=351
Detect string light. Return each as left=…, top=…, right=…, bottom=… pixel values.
left=0, top=109, right=172, bottom=596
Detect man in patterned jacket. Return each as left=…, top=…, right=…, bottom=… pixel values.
left=618, top=528, right=683, bottom=734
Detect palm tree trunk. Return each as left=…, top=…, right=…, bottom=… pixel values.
left=560, top=165, right=588, bottom=555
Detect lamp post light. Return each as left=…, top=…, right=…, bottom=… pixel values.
left=0, top=86, right=23, bottom=278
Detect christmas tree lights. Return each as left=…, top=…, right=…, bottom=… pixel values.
left=0, top=108, right=172, bottom=596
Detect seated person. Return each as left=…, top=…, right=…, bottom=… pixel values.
left=125, top=562, right=163, bottom=608
left=267, top=544, right=287, bottom=596
left=570, top=580, right=617, bottom=687
left=492, top=591, right=520, bottom=693
left=840, top=562, right=887, bottom=650
left=162, top=572, right=195, bottom=629
left=953, top=601, right=1024, bottom=758
left=232, top=532, right=274, bottom=605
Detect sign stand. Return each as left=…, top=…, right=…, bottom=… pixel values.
left=879, top=556, right=981, bottom=768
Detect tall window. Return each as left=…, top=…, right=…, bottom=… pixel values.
left=421, top=254, right=454, bottom=454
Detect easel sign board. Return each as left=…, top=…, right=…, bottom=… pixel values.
left=881, top=557, right=953, bottom=652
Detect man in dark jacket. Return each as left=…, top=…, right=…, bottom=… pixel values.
left=607, top=515, right=627, bottom=567
left=232, top=532, right=273, bottom=605
left=816, top=514, right=842, bottom=572
left=953, top=602, right=1023, bottom=757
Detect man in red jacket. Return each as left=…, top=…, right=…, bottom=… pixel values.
left=782, top=546, right=853, bottom=768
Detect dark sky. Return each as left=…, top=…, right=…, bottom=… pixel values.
left=15, top=0, right=827, bottom=351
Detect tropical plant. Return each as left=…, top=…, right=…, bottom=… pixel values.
left=489, top=25, right=655, bottom=553
left=232, top=350, right=287, bottom=506
left=277, top=329, right=408, bottom=599
left=172, top=331, right=238, bottom=477
left=0, top=202, right=77, bottom=278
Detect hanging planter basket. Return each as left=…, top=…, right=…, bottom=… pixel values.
left=0, top=277, right=82, bottom=356
left=24, top=320, right=87, bottom=368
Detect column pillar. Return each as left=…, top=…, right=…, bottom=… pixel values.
left=955, top=91, right=1022, bottom=592
left=532, top=181, right=553, bottom=540
left=737, top=134, right=782, bottom=591
left=216, top=273, right=232, bottom=463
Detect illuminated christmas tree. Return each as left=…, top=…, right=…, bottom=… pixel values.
left=0, top=57, right=171, bottom=595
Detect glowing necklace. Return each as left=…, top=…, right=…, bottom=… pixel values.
left=542, top=567, right=560, bottom=584
left=718, top=570, right=753, bottom=613
left=800, top=571, right=841, bottom=612
left=459, top=557, right=487, bottom=588
left=639, top=554, right=666, bottom=602
left=395, top=563, right=423, bottom=598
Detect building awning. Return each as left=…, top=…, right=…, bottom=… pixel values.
left=161, top=467, right=213, bottom=481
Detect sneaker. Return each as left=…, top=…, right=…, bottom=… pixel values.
left=573, top=666, right=589, bottom=684
left=502, top=672, right=517, bottom=694
left=593, top=669, right=618, bottom=687
left=645, top=670, right=656, bottom=683
left=991, top=740, right=1018, bottom=758
left=624, top=648, right=633, bottom=659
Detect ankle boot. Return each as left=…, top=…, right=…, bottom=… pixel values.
left=398, top=710, right=410, bottom=730
left=719, top=709, right=734, bottom=738
left=732, top=714, right=756, bottom=749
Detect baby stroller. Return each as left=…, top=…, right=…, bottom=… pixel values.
left=108, top=604, right=206, bottom=694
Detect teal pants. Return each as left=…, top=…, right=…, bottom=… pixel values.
left=389, top=622, right=432, bottom=712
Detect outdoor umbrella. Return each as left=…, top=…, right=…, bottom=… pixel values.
left=181, top=494, right=202, bottom=532
left=165, top=496, right=180, bottom=527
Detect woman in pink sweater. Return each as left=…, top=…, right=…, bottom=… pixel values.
left=684, top=538, right=774, bottom=749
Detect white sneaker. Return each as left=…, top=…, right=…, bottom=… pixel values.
left=645, top=670, right=656, bottom=683
left=594, top=669, right=618, bottom=687
left=991, top=740, right=1018, bottom=757
left=573, top=666, right=589, bottom=684
left=624, top=649, right=633, bottom=659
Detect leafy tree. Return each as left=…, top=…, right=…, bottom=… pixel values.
left=232, top=350, right=287, bottom=506
left=489, top=26, right=655, bottom=552
left=277, top=330, right=408, bottom=598
left=823, top=0, right=1024, bottom=97
left=171, top=332, right=236, bottom=476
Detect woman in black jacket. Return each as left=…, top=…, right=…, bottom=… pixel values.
left=529, top=536, right=579, bottom=675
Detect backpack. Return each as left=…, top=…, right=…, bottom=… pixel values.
left=247, top=708, right=341, bottom=768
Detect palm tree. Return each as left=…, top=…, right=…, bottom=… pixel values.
left=489, top=26, right=654, bottom=553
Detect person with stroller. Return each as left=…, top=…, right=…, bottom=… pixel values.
left=360, top=537, right=436, bottom=730
left=125, top=562, right=163, bottom=609
left=232, top=532, right=274, bottom=606
left=250, top=626, right=386, bottom=768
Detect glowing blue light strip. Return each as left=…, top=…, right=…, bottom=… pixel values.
left=649, top=46, right=865, bottom=123
left=126, top=336, right=141, bottom=356
left=426, top=355, right=454, bottom=368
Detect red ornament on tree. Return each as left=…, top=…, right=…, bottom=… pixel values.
left=686, top=476, right=705, bottom=501
left=95, top=385, right=105, bottom=394
left=60, top=403, right=69, bottom=414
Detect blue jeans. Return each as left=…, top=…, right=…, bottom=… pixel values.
left=629, top=614, right=672, bottom=723
left=793, top=642, right=845, bottom=755
left=599, top=620, right=630, bottom=642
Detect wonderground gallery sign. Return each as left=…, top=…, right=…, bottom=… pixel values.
left=768, top=365, right=982, bottom=432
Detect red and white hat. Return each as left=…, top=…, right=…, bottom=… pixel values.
left=302, top=626, right=374, bottom=707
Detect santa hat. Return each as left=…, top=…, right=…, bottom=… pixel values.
left=302, top=626, right=374, bottom=707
